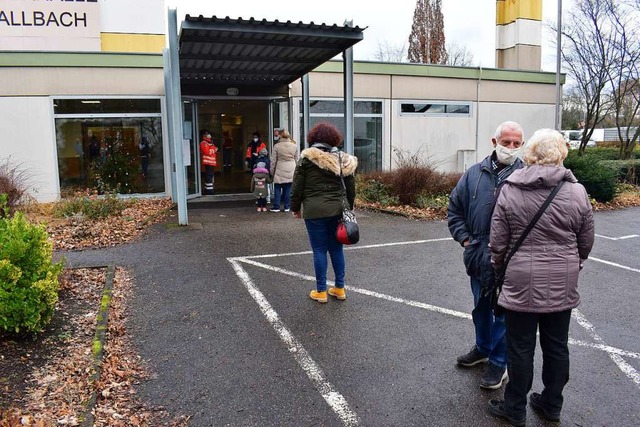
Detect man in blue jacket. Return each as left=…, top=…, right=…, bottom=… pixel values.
left=448, top=121, right=525, bottom=389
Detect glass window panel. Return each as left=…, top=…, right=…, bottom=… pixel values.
left=308, top=100, right=382, bottom=115
left=446, top=104, right=470, bottom=114
left=300, top=99, right=383, bottom=172
left=55, top=117, right=164, bottom=194
left=401, top=102, right=470, bottom=115
left=54, top=98, right=161, bottom=115
left=309, top=100, right=343, bottom=114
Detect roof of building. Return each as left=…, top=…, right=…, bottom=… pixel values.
left=178, top=15, right=365, bottom=90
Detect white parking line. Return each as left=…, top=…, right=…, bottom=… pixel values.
left=572, top=310, right=640, bottom=389
left=228, top=258, right=360, bottom=426
left=595, top=234, right=639, bottom=240
left=230, top=236, right=640, bottom=417
left=590, top=257, right=640, bottom=274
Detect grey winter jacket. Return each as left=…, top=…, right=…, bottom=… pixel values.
left=448, top=154, right=523, bottom=287
left=490, top=165, right=595, bottom=313
left=291, top=145, right=357, bottom=219
left=270, top=138, right=299, bottom=184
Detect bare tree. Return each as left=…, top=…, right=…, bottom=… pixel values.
left=407, top=0, right=447, bottom=64
left=560, top=0, right=615, bottom=154
left=445, top=42, right=474, bottom=66
left=562, top=87, right=587, bottom=130
left=604, top=1, right=640, bottom=159
left=374, top=41, right=407, bottom=62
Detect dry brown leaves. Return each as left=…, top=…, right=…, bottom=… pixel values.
left=27, top=198, right=173, bottom=252
left=357, top=200, right=447, bottom=221
left=359, top=188, right=640, bottom=219
left=591, top=189, right=640, bottom=211
left=1, top=268, right=189, bottom=427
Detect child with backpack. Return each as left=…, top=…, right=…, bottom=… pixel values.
left=251, top=161, right=271, bottom=211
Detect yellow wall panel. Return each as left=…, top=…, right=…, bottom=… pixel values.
left=496, top=0, right=542, bottom=25
left=101, top=33, right=165, bottom=53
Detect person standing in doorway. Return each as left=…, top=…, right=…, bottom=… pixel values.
left=222, top=130, right=234, bottom=170
left=245, top=131, right=266, bottom=171
left=200, top=129, right=217, bottom=195
left=447, top=121, right=525, bottom=389
left=270, top=129, right=298, bottom=212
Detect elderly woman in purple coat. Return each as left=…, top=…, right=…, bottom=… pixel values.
left=487, top=128, right=595, bottom=426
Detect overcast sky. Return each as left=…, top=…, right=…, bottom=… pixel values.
left=166, top=0, right=569, bottom=72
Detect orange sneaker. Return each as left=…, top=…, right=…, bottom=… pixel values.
left=309, top=290, right=328, bottom=303
left=328, top=287, right=346, bottom=300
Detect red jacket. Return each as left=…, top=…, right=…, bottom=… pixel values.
left=200, top=139, right=218, bottom=166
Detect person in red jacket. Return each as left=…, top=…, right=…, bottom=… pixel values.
left=200, top=129, right=218, bottom=195
left=245, top=131, right=267, bottom=172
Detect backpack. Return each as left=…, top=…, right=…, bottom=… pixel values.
left=254, top=176, right=267, bottom=196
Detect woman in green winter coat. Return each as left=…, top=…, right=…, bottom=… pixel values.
left=291, top=122, right=358, bottom=303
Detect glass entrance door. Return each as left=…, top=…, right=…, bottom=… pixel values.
left=183, top=100, right=200, bottom=198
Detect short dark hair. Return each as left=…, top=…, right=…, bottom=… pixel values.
left=306, top=122, right=342, bottom=147
left=200, top=129, right=210, bottom=138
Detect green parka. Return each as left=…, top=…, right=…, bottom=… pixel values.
left=291, top=144, right=358, bottom=219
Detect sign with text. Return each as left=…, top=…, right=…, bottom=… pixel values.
left=0, top=0, right=101, bottom=51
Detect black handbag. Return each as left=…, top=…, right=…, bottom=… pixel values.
left=336, top=152, right=359, bottom=245
left=490, top=180, right=565, bottom=315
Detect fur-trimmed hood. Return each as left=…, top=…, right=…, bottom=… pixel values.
left=300, top=147, right=358, bottom=176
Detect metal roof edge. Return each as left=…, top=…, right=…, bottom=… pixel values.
left=313, top=60, right=565, bottom=84
left=0, top=51, right=163, bottom=68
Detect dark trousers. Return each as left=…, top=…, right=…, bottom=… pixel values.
left=256, top=197, right=267, bottom=208
left=504, top=309, right=571, bottom=418
left=202, top=165, right=215, bottom=195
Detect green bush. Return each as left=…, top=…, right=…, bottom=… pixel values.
left=599, top=159, right=639, bottom=186
left=564, top=155, right=617, bottom=202
left=0, top=209, right=63, bottom=335
left=356, top=174, right=398, bottom=206
left=415, top=193, right=450, bottom=209
left=54, top=194, right=127, bottom=220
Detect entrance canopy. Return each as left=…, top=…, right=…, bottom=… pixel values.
left=166, top=10, right=365, bottom=224
left=178, top=15, right=365, bottom=96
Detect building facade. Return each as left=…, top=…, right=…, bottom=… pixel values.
left=0, top=1, right=561, bottom=203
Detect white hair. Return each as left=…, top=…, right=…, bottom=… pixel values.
left=494, top=121, right=524, bottom=141
left=522, top=128, right=568, bottom=166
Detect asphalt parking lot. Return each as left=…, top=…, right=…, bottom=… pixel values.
left=64, top=203, right=640, bottom=426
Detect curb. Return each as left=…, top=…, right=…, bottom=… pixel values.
left=81, top=265, right=116, bottom=427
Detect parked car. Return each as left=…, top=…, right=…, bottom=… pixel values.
left=563, top=130, right=596, bottom=149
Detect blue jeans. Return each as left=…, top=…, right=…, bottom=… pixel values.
left=272, top=183, right=292, bottom=210
left=304, top=216, right=345, bottom=292
left=470, top=275, right=507, bottom=369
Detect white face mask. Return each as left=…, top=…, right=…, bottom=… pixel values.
left=274, top=136, right=280, bottom=141
left=253, top=138, right=259, bottom=142
left=495, top=144, right=520, bottom=165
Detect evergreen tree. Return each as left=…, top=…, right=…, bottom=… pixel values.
left=408, top=0, right=448, bottom=64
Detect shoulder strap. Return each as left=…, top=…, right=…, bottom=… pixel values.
left=502, top=180, right=566, bottom=268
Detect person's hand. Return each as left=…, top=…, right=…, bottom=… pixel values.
left=463, top=239, right=470, bottom=247
left=292, top=211, right=301, bottom=219
left=253, top=153, right=258, bottom=157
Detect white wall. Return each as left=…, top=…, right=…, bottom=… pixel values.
left=390, top=101, right=556, bottom=173
left=99, top=0, right=165, bottom=34
left=0, top=97, right=59, bottom=202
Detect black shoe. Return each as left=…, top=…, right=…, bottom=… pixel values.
left=488, top=399, right=526, bottom=427
left=480, top=363, right=508, bottom=389
left=529, top=392, right=561, bottom=422
left=457, top=346, right=489, bottom=367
